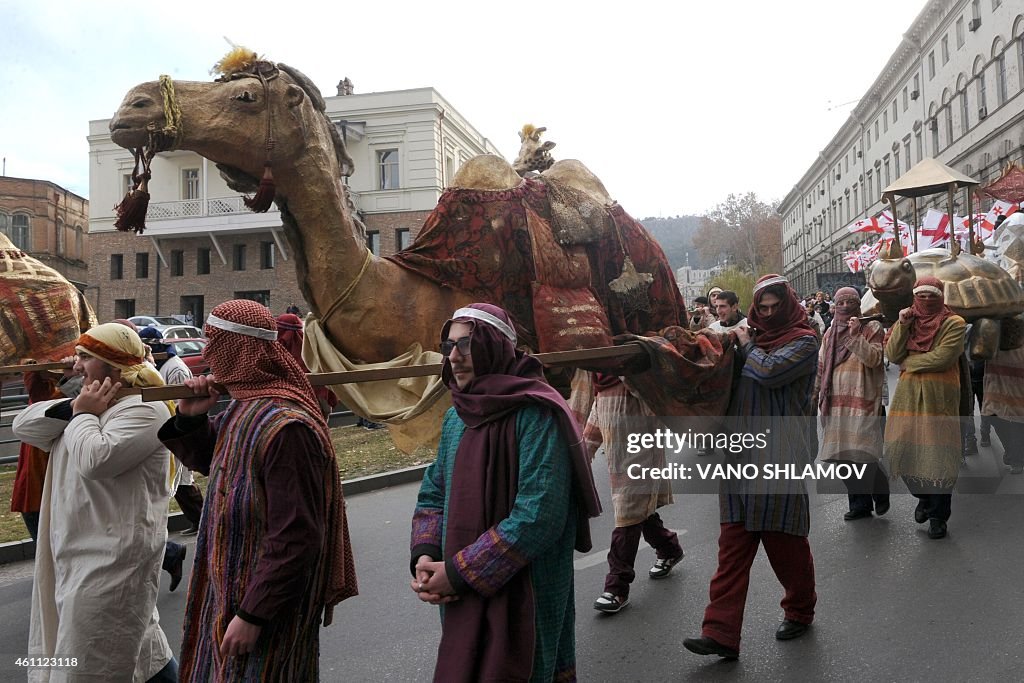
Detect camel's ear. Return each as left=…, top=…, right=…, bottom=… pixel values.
left=541, top=141, right=556, bottom=151
left=285, top=84, right=305, bottom=109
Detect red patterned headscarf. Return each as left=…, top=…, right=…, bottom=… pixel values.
left=746, top=274, right=817, bottom=352
left=204, top=300, right=324, bottom=426
left=905, top=276, right=954, bottom=352
left=205, top=300, right=356, bottom=620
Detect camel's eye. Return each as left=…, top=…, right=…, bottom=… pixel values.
left=131, top=98, right=152, bottom=109
left=234, top=91, right=257, bottom=103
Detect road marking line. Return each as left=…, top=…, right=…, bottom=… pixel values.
left=574, top=529, right=687, bottom=571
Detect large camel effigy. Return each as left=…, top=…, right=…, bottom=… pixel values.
left=0, top=232, right=96, bottom=367
left=109, top=50, right=732, bottom=442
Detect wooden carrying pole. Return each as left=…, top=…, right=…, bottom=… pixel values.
left=0, top=353, right=169, bottom=376
left=137, top=343, right=649, bottom=402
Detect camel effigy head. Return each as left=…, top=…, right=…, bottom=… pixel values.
left=110, top=50, right=353, bottom=186
left=512, top=124, right=556, bottom=175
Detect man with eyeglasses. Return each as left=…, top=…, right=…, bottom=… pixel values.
left=410, top=303, right=601, bottom=682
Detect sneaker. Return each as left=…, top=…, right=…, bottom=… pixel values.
left=180, top=525, right=199, bottom=536
left=593, top=592, right=629, bottom=614
left=649, top=551, right=684, bottom=579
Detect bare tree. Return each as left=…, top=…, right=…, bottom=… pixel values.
left=694, top=193, right=782, bottom=276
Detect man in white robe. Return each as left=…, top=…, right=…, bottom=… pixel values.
left=13, top=323, right=177, bottom=682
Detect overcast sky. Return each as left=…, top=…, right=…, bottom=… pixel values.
left=1, top=0, right=926, bottom=218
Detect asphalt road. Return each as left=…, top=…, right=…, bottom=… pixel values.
left=2, top=366, right=1024, bottom=681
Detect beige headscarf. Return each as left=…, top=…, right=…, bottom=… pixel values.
left=76, top=322, right=166, bottom=389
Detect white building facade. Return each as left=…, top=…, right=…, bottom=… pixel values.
left=87, top=84, right=499, bottom=322
left=780, top=0, right=1024, bottom=295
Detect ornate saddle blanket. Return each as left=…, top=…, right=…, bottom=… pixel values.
left=0, top=235, right=96, bottom=365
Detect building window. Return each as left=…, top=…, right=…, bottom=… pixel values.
left=445, top=156, right=455, bottom=186
left=123, top=174, right=134, bottom=195
left=902, top=87, right=909, bottom=111
left=916, top=129, right=924, bottom=161
left=234, top=290, right=270, bottom=307
left=182, top=168, right=200, bottom=200
left=883, top=110, right=889, bottom=133
left=171, top=249, right=184, bottom=276
left=904, top=139, right=912, bottom=170
left=894, top=150, right=901, bottom=178
left=0, top=214, right=30, bottom=250
left=996, top=50, right=1007, bottom=105
left=110, top=253, right=124, bottom=280
left=884, top=157, right=891, bottom=187
left=377, top=149, right=399, bottom=190
left=931, top=119, right=941, bottom=154
left=55, top=219, right=64, bottom=255
left=366, top=230, right=380, bottom=256
left=114, top=299, right=135, bottom=319
left=233, top=244, right=246, bottom=271
left=977, top=72, right=988, bottom=114
left=136, top=252, right=149, bottom=279
left=853, top=186, right=859, bottom=214
left=972, top=0, right=981, bottom=21
left=941, top=36, right=950, bottom=65
left=197, top=247, right=210, bottom=275
left=260, top=241, right=275, bottom=269
left=944, top=102, right=954, bottom=143
left=928, top=51, right=936, bottom=79
left=961, top=87, right=971, bottom=132
left=75, top=226, right=83, bottom=259
left=956, top=17, right=965, bottom=48
left=395, top=228, right=411, bottom=251
left=866, top=130, right=872, bottom=150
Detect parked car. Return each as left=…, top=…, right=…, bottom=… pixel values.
left=129, top=315, right=183, bottom=328
left=168, top=339, right=210, bottom=376
left=160, top=325, right=204, bottom=340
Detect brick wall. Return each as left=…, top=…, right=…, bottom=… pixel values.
left=363, top=210, right=431, bottom=255
left=0, top=177, right=89, bottom=285
left=88, top=231, right=307, bottom=322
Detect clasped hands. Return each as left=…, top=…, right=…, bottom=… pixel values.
left=411, top=555, right=459, bottom=605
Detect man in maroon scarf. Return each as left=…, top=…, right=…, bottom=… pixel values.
left=410, top=303, right=601, bottom=682
left=685, top=274, right=819, bottom=659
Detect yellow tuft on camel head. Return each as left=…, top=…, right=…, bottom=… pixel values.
left=211, top=45, right=262, bottom=78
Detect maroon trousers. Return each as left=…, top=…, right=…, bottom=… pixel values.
left=604, top=512, right=682, bottom=597
left=701, top=522, right=816, bottom=651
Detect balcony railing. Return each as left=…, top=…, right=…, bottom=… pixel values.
left=147, top=196, right=269, bottom=220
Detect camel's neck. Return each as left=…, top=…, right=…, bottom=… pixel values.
left=277, top=151, right=372, bottom=319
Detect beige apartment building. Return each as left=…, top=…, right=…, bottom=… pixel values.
left=87, top=82, right=499, bottom=322
left=780, top=0, right=1024, bottom=295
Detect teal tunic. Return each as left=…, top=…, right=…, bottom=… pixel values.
left=414, top=404, right=578, bottom=681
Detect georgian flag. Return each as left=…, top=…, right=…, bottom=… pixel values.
left=980, top=201, right=1019, bottom=233
left=847, top=216, right=885, bottom=233
left=845, top=251, right=861, bottom=272
left=920, top=208, right=950, bottom=248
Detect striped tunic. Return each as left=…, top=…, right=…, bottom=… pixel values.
left=815, top=321, right=886, bottom=463
left=884, top=316, right=966, bottom=487
left=412, top=405, right=577, bottom=682
left=720, top=335, right=819, bottom=536
left=982, top=345, right=1024, bottom=420
left=583, top=383, right=673, bottom=527
left=175, top=399, right=332, bottom=682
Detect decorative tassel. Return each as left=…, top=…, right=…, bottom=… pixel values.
left=113, top=173, right=151, bottom=234
left=244, top=163, right=276, bottom=212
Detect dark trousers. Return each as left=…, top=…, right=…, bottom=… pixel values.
left=603, top=512, right=682, bottom=597
left=174, top=483, right=204, bottom=528
left=701, top=522, right=816, bottom=652
left=163, top=541, right=184, bottom=572
left=903, top=476, right=953, bottom=522
left=146, top=657, right=178, bottom=683
left=990, top=417, right=1024, bottom=467
left=838, top=460, right=890, bottom=513
left=21, top=511, right=39, bottom=542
